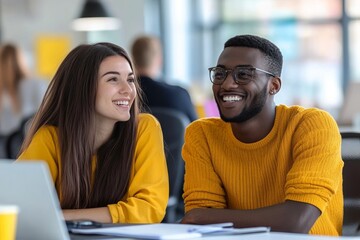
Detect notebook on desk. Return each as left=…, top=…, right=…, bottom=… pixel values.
left=71, top=223, right=270, bottom=239
left=0, top=160, right=70, bottom=240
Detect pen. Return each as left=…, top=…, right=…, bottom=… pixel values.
left=187, top=223, right=234, bottom=234
left=203, top=222, right=234, bottom=228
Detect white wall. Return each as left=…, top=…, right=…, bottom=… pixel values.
left=1, top=0, right=147, bottom=65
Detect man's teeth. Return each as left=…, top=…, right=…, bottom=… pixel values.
left=223, top=95, right=242, bottom=102
left=113, top=100, right=129, bottom=106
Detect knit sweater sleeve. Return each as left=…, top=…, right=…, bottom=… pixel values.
left=17, top=126, right=60, bottom=184
left=285, top=109, right=343, bottom=213
left=182, top=120, right=227, bottom=212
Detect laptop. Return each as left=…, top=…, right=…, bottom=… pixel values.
left=0, top=160, right=70, bottom=240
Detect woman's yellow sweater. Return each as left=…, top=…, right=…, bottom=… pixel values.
left=182, top=104, right=343, bottom=235
left=18, top=113, right=169, bottom=224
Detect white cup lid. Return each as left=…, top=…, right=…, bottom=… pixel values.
left=0, top=205, right=19, bottom=214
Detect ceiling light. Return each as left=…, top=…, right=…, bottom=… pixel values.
left=72, top=0, right=120, bottom=31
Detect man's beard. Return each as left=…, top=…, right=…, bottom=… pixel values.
left=218, top=85, right=268, bottom=123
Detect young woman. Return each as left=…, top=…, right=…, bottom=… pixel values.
left=17, top=42, right=169, bottom=223
left=0, top=43, right=47, bottom=136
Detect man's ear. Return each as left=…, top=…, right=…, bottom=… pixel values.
left=269, top=77, right=281, bottom=95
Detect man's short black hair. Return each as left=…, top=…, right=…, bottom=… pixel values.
left=224, top=35, right=283, bottom=77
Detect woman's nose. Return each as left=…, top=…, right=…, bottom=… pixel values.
left=118, top=80, right=133, bottom=94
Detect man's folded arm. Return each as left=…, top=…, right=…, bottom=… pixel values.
left=181, top=200, right=321, bottom=233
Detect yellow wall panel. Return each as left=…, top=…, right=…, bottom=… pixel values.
left=36, top=36, right=71, bottom=80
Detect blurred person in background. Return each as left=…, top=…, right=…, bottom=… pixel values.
left=0, top=43, right=48, bottom=136
left=131, top=35, right=198, bottom=122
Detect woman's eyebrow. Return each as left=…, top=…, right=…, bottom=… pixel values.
left=101, top=71, right=120, bottom=77
left=101, top=71, right=134, bottom=77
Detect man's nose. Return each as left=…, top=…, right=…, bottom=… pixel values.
left=221, top=71, right=238, bottom=89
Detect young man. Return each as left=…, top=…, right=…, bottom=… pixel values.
left=181, top=35, right=343, bottom=236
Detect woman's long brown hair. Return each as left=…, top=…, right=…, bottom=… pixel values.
left=20, top=42, right=142, bottom=209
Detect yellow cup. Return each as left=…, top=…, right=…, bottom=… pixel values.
left=0, top=205, right=19, bottom=240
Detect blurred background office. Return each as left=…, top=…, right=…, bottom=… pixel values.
left=2, top=0, right=360, bottom=229
left=1, top=0, right=360, bottom=125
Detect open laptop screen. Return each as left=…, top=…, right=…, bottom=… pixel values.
left=0, top=160, right=70, bottom=240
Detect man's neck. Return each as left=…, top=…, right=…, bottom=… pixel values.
left=231, top=104, right=277, bottom=143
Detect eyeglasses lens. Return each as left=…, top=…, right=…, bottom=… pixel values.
left=210, top=67, right=254, bottom=85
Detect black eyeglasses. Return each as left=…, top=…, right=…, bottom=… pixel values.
left=208, top=66, right=278, bottom=85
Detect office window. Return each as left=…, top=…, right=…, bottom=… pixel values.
left=222, top=0, right=341, bottom=21
left=349, top=21, right=360, bottom=83
left=347, top=0, right=360, bottom=17
left=348, top=0, right=360, bottom=83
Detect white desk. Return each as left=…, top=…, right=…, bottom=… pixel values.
left=205, top=232, right=360, bottom=239
left=70, top=232, right=360, bottom=240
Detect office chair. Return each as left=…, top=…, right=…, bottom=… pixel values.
left=150, top=107, right=190, bottom=223
left=0, top=135, right=8, bottom=158
left=6, top=115, right=34, bottom=159
left=341, top=132, right=360, bottom=235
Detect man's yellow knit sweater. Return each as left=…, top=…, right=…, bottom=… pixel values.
left=182, top=104, right=343, bottom=235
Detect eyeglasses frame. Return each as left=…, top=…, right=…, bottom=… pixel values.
left=208, top=66, right=279, bottom=85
